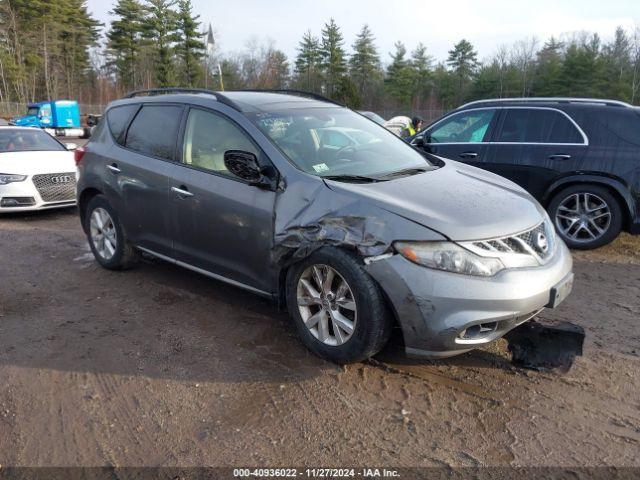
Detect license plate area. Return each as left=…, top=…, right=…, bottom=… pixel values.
left=547, top=273, right=574, bottom=308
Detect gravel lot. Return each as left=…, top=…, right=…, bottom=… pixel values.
left=0, top=208, right=639, bottom=468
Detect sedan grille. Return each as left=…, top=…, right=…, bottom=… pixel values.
left=32, top=172, right=77, bottom=202
left=471, top=221, right=555, bottom=263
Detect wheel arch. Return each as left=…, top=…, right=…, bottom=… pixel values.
left=542, top=174, right=635, bottom=231
left=276, top=245, right=402, bottom=334
left=78, top=187, right=103, bottom=233
left=275, top=245, right=359, bottom=310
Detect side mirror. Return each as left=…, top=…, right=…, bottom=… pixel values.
left=65, top=142, right=78, bottom=151
left=224, top=150, right=272, bottom=188
left=412, top=135, right=425, bottom=147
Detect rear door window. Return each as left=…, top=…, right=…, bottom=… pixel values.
left=107, top=104, right=139, bottom=145
left=497, top=108, right=584, bottom=144
left=125, top=105, right=183, bottom=160
left=428, top=109, right=496, bottom=143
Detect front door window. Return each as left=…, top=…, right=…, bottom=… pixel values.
left=428, top=109, right=497, bottom=144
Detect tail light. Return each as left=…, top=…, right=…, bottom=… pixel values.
left=74, top=146, right=86, bottom=165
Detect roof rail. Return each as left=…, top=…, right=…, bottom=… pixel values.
left=458, top=97, right=632, bottom=109
left=124, top=87, right=217, bottom=98
left=238, top=89, right=345, bottom=107
left=123, top=88, right=242, bottom=111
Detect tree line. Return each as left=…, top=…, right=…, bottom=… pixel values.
left=1, top=0, right=639, bottom=116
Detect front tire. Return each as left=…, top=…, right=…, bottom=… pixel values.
left=286, top=247, right=392, bottom=364
left=85, top=195, right=137, bottom=270
left=548, top=184, right=623, bottom=250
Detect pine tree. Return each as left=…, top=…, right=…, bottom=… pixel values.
left=0, top=0, right=100, bottom=102
left=319, top=18, right=347, bottom=97
left=447, top=39, right=478, bottom=102
left=141, top=0, right=179, bottom=87
left=409, top=43, right=433, bottom=106
left=336, top=75, right=361, bottom=107
left=53, top=1, right=102, bottom=98
left=602, top=27, right=632, bottom=99
left=432, top=63, right=457, bottom=109
left=560, top=34, right=606, bottom=97
left=107, top=0, right=145, bottom=90
left=532, top=37, right=564, bottom=97
left=175, top=0, right=205, bottom=87
left=294, top=31, right=322, bottom=92
left=349, top=24, right=381, bottom=99
left=385, top=42, right=413, bottom=106
left=219, top=58, right=245, bottom=90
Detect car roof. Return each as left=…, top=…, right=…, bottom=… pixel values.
left=457, top=97, right=632, bottom=110
left=108, top=90, right=342, bottom=114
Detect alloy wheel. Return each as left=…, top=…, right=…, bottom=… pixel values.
left=296, top=264, right=357, bottom=347
left=555, top=192, right=611, bottom=244
left=89, top=207, right=117, bottom=260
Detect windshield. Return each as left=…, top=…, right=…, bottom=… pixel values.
left=0, top=129, right=65, bottom=152
left=249, top=107, right=435, bottom=179
left=27, top=107, right=39, bottom=116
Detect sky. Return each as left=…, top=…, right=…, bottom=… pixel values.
left=86, top=0, right=639, bottom=64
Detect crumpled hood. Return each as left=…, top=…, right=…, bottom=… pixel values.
left=324, top=159, right=546, bottom=241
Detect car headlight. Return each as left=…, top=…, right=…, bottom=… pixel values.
left=394, top=241, right=505, bottom=277
left=0, top=174, right=27, bottom=185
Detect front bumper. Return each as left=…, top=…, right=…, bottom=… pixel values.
left=365, top=240, right=573, bottom=358
left=0, top=176, right=76, bottom=212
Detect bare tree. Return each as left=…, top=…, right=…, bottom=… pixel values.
left=494, top=44, right=509, bottom=97
left=511, top=36, right=538, bottom=96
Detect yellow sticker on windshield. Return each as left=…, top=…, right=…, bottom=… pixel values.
left=312, top=163, right=330, bottom=173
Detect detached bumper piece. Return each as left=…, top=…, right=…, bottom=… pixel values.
left=1, top=197, right=36, bottom=208
left=505, top=320, right=585, bottom=373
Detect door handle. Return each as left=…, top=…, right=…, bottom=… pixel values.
left=107, top=163, right=121, bottom=173
left=549, top=154, right=571, bottom=160
left=459, top=152, right=478, bottom=159
left=171, top=186, right=194, bottom=198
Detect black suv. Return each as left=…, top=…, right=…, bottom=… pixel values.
left=413, top=98, right=640, bottom=249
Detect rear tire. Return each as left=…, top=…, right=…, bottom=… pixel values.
left=85, top=195, right=137, bottom=270
left=286, top=247, right=392, bottom=364
left=548, top=184, right=623, bottom=250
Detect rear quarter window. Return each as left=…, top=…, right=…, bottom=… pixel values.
left=591, top=108, right=640, bottom=146
left=107, top=104, right=139, bottom=145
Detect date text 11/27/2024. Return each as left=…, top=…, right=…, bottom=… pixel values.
left=233, top=468, right=400, bottom=478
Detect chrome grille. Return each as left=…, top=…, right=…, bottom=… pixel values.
left=32, top=172, right=77, bottom=202
left=472, top=221, right=555, bottom=263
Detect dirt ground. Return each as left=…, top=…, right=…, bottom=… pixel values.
left=0, top=208, right=638, bottom=468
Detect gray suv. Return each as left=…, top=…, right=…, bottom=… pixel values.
left=76, top=89, right=574, bottom=364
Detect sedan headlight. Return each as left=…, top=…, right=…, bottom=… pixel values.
left=395, top=241, right=505, bottom=277
left=0, top=174, right=27, bottom=185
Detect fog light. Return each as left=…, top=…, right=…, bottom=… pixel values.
left=1, top=197, right=36, bottom=207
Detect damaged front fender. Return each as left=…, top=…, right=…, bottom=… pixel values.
left=271, top=178, right=446, bottom=268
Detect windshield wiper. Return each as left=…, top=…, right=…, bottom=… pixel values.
left=377, top=167, right=431, bottom=179
left=321, top=174, right=382, bottom=183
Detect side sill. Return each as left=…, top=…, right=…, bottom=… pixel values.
left=136, top=246, right=274, bottom=299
